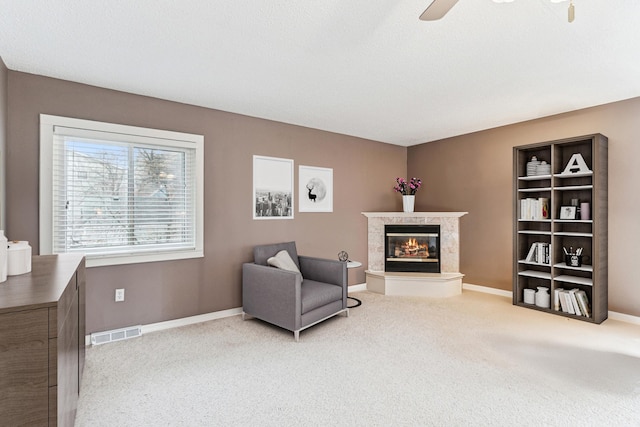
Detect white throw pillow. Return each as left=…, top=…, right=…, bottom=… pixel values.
left=267, top=250, right=303, bottom=282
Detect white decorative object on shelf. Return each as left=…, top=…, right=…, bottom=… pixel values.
left=535, top=161, right=551, bottom=175
left=524, top=288, right=535, bottom=304
left=526, top=156, right=540, bottom=176
left=535, top=286, right=550, bottom=308
left=580, top=202, right=590, bottom=220
left=0, top=231, right=7, bottom=283
left=561, top=153, right=590, bottom=175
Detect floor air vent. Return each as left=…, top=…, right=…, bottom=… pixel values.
left=90, top=326, right=142, bottom=346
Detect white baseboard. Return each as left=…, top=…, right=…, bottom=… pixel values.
left=607, top=311, right=640, bottom=326
left=348, top=282, right=367, bottom=293
left=462, top=282, right=512, bottom=298
left=142, top=307, right=244, bottom=334
left=86, top=307, right=243, bottom=346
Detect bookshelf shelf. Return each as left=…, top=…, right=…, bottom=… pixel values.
left=518, top=187, right=552, bottom=193
left=519, top=174, right=552, bottom=181
left=554, top=275, right=593, bottom=286
left=518, top=260, right=551, bottom=267
left=555, top=185, right=593, bottom=191
left=513, top=134, right=607, bottom=324
left=554, top=171, right=593, bottom=178
left=518, top=230, right=552, bottom=235
left=518, top=270, right=551, bottom=280
left=554, top=231, right=592, bottom=237
left=553, top=262, right=593, bottom=272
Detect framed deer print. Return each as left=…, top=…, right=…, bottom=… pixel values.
left=299, top=165, right=333, bottom=212
left=253, top=155, right=294, bottom=219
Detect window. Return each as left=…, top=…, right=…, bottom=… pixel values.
left=40, top=115, right=204, bottom=267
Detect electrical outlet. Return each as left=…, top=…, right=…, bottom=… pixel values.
left=115, top=288, right=125, bottom=302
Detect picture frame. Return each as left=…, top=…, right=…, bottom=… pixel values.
left=253, top=155, right=294, bottom=220
left=299, top=165, right=333, bottom=212
left=559, top=206, right=577, bottom=220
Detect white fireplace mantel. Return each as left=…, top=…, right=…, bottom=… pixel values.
left=362, top=211, right=468, bottom=297
left=362, top=212, right=468, bottom=218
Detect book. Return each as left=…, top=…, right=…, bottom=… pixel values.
left=575, top=290, right=591, bottom=318
left=537, top=243, right=545, bottom=264
left=523, top=242, right=550, bottom=264
left=544, top=243, right=550, bottom=265
left=559, top=291, right=575, bottom=314
left=557, top=290, right=567, bottom=312
left=525, top=243, right=537, bottom=262
left=568, top=289, right=583, bottom=316
left=553, top=288, right=564, bottom=311
left=539, top=197, right=549, bottom=219
left=520, top=199, right=528, bottom=220
left=520, top=198, right=550, bottom=220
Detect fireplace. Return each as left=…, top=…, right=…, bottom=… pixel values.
left=363, top=212, right=467, bottom=297
left=385, top=224, right=440, bottom=273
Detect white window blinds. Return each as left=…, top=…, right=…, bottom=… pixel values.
left=40, top=115, right=204, bottom=266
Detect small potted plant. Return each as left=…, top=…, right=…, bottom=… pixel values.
left=393, top=177, right=422, bottom=212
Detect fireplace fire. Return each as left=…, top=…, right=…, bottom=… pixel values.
left=385, top=224, right=441, bottom=273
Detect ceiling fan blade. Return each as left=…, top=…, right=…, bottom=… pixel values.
left=419, top=0, right=459, bottom=21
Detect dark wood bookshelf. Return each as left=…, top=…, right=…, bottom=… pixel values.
left=513, top=134, right=608, bottom=324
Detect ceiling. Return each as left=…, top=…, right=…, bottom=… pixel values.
left=1, top=1, right=640, bottom=147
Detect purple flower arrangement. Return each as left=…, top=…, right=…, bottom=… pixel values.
left=393, top=177, right=422, bottom=195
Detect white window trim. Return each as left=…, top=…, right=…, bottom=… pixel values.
left=40, top=114, right=204, bottom=267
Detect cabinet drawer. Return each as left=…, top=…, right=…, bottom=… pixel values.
left=0, top=308, right=49, bottom=425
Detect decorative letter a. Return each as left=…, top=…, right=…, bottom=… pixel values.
left=562, top=153, right=590, bottom=175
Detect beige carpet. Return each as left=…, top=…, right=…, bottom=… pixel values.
left=75, top=291, right=640, bottom=426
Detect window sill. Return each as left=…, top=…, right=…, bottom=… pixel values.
left=85, top=250, right=204, bottom=268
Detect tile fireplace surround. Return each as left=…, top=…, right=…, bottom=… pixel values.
left=362, top=212, right=468, bottom=297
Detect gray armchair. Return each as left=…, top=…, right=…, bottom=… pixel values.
left=242, top=241, right=348, bottom=341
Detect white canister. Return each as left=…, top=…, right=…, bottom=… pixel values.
left=535, top=286, right=550, bottom=308
left=523, top=288, right=535, bottom=304
left=0, top=231, right=7, bottom=282
left=7, top=241, right=32, bottom=276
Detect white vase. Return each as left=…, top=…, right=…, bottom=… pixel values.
left=0, top=230, right=7, bottom=283
left=402, top=195, right=415, bottom=213
left=535, top=286, right=550, bottom=308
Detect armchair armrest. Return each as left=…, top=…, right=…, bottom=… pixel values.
left=298, top=256, right=347, bottom=287
left=242, top=263, right=302, bottom=331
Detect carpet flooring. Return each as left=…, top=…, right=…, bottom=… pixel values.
left=75, top=290, right=640, bottom=426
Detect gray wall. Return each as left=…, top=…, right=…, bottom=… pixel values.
left=408, top=97, right=640, bottom=317
left=6, top=71, right=406, bottom=333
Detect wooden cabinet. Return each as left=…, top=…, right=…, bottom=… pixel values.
left=513, top=134, right=607, bottom=323
left=0, top=254, right=86, bottom=426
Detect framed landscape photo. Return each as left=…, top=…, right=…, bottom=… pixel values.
left=299, top=165, right=333, bottom=212
left=253, top=155, right=294, bottom=219
left=560, top=206, right=577, bottom=220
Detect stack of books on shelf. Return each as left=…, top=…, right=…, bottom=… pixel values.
left=554, top=288, right=591, bottom=317
left=525, top=242, right=550, bottom=265
left=520, top=197, right=549, bottom=220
